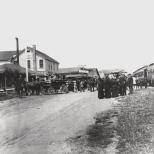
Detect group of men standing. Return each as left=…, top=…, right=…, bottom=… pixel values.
left=97, top=74, right=133, bottom=99
left=69, top=78, right=96, bottom=92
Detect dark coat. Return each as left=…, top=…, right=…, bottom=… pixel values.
left=97, top=78, right=104, bottom=99
left=104, top=77, right=111, bottom=98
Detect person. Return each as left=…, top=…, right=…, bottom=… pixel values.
left=119, top=74, right=126, bottom=96
left=104, top=75, right=111, bottom=98
left=35, top=78, right=41, bottom=95
left=73, top=81, right=77, bottom=92
left=127, top=74, right=133, bottom=94
left=76, top=80, right=80, bottom=92
left=80, top=80, right=84, bottom=92
left=97, top=78, right=104, bottom=99
left=91, top=78, right=95, bottom=92
left=15, top=74, right=24, bottom=97
left=111, top=77, right=119, bottom=97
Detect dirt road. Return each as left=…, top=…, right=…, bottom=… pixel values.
left=0, top=91, right=117, bottom=154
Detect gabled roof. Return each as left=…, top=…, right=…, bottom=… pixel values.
left=20, top=47, right=59, bottom=64
left=0, top=48, right=59, bottom=64
left=36, top=50, right=59, bottom=64
left=0, top=51, right=18, bottom=61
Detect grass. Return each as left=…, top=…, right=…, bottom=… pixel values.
left=115, top=89, right=154, bottom=153
left=66, top=88, right=154, bottom=153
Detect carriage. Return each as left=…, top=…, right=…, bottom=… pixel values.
left=50, top=79, right=69, bottom=94
left=40, top=79, right=68, bottom=94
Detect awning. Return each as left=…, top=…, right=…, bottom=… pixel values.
left=0, top=63, right=34, bottom=74
left=66, top=74, right=88, bottom=78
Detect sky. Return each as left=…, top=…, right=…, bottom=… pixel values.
left=0, top=0, right=154, bottom=73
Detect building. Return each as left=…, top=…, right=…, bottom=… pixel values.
left=0, top=51, right=17, bottom=65
left=87, top=68, right=100, bottom=78
left=0, top=45, right=59, bottom=76
left=99, top=69, right=126, bottom=78
left=56, top=67, right=100, bottom=79
left=56, top=67, right=89, bottom=79
left=133, top=65, right=148, bottom=78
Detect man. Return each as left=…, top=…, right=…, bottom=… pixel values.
left=97, top=78, right=104, bottom=99
left=35, top=78, right=41, bottom=95
left=119, top=74, right=126, bottom=96
left=127, top=74, right=133, bottom=94
left=15, top=74, right=24, bottom=97
left=111, top=77, right=119, bottom=97
left=104, top=75, right=111, bottom=98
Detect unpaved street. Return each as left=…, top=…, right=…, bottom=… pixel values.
left=0, top=91, right=117, bottom=154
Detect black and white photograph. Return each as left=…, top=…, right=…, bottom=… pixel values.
left=0, top=0, right=154, bottom=153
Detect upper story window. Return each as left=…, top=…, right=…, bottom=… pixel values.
left=39, top=59, right=43, bottom=68
left=27, top=60, right=31, bottom=69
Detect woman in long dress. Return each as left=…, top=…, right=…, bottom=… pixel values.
left=97, top=78, right=104, bottom=99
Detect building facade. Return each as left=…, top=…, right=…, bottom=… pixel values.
left=0, top=46, right=59, bottom=76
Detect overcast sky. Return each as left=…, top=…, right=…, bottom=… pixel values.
left=0, top=0, right=154, bottom=73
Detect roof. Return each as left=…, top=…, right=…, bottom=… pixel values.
left=99, top=69, right=126, bottom=74
left=87, top=68, right=100, bottom=77
left=57, top=67, right=81, bottom=74
left=65, top=74, right=88, bottom=78
left=149, top=63, right=154, bottom=67
left=0, top=51, right=18, bottom=61
left=133, top=65, right=148, bottom=74
left=36, top=50, right=59, bottom=64
left=57, top=67, right=88, bottom=74
left=0, top=63, right=34, bottom=74
left=0, top=48, right=59, bottom=64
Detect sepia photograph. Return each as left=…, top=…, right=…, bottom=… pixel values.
left=0, top=0, right=154, bottom=153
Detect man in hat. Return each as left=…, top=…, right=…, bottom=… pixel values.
left=127, top=74, right=133, bottom=94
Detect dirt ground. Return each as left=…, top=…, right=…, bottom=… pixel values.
left=0, top=91, right=118, bottom=154
left=1, top=88, right=153, bottom=154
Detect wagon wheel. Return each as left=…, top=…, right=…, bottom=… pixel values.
left=47, top=87, right=54, bottom=95
left=61, top=85, right=68, bottom=93
left=63, top=85, right=69, bottom=93
left=41, top=87, right=46, bottom=95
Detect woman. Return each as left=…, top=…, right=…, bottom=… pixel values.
left=97, top=78, right=104, bottom=99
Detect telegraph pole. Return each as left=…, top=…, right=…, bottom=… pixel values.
left=25, top=47, right=29, bottom=82
left=15, top=37, right=19, bottom=65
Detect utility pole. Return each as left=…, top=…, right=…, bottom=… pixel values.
left=15, top=37, right=19, bottom=65
left=25, top=47, right=29, bottom=82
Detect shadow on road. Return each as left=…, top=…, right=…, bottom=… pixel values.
left=67, top=110, right=119, bottom=153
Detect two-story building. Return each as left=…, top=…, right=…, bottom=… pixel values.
left=0, top=45, right=59, bottom=76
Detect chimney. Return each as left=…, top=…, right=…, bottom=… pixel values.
left=15, top=37, right=19, bottom=65
left=32, top=45, right=36, bottom=50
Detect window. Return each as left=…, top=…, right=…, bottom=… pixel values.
left=39, top=60, right=43, bottom=68
left=27, top=60, right=31, bottom=69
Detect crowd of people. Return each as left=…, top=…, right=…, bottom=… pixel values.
left=67, top=78, right=97, bottom=92
left=97, top=74, right=134, bottom=99
left=14, top=75, right=98, bottom=97
left=13, top=73, right=149, bottom=98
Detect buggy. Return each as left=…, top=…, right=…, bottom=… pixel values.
left=51, top=79, right=69, bottom=94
